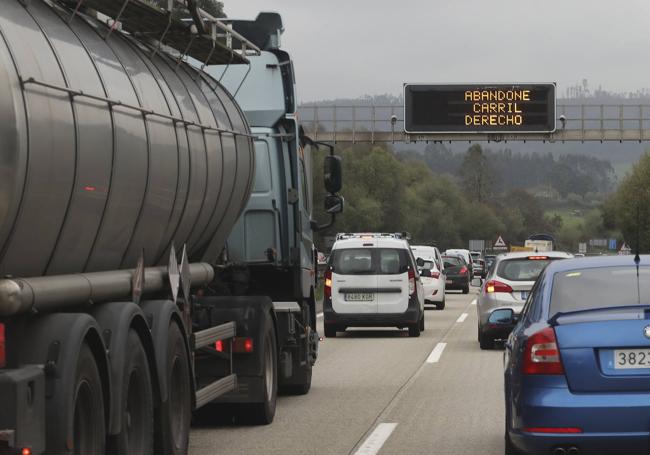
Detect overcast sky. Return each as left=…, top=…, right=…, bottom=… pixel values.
left=225, top=1, right=650, bottom=102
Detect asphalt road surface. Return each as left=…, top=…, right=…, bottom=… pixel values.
left=190, top=289, right=505, bottom=455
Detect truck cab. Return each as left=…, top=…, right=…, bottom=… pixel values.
left=203, top=12, right=343, bottom=397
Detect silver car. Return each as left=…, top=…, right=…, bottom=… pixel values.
left=476, top=251, right=573, bottom=349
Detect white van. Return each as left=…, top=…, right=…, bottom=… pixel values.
left=323, top=233, right=425, bottom=337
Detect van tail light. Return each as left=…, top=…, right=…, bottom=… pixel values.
left=522, top=327, right=564, bottom=375
left=459, top=266, right=468, bottom=275
left=431, top=271, right=440, bottom=279
left=0, top=323, right=5, bottom=369
left=324, top=270, right=332, bottom=298
left=408, top=268, right=416, bottom=297
left=485, top=280, right=513, bottom=294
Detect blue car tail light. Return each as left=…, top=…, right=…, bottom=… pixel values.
left=522, top=327, right=564, bottom=375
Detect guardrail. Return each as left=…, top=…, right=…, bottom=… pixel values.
left=298, top=104, right=650, bottom=143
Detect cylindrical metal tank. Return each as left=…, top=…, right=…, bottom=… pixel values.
left=0, top=0, right=255, bottom=278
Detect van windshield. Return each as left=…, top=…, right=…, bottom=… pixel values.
left=331, top=248, right=410, bottom=275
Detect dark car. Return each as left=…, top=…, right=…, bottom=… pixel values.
left=442, top=255, right=470, bottom=294
left=503, top=255, right=650, bottom=455
left=472, top=258, right=486, bottom=279
left=484, top=254, right=496, bottom=273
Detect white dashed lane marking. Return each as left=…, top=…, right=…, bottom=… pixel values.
left=353, top=423, right=398, bottom=455
left=470, top=299, right=477, bottom=305
left=425, top=342, right=447, bottom=364
left=456, top=313, right=468, bottom=323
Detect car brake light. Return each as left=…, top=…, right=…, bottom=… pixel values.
left=485, top=280, right=513, bottom=294
left=324, top=270, right=332, bottom=298
left=431, top=271, right=440, bottom=279
left=522, top=327, right=564, bottom=375
left=0, top=323, right=5, bottom=369
left=408, top=268, right=416, bottom=296
left=459, top=266, right=468, bottom=275
left=528, top=256, right=548, bottom=260
left=215, top=339, right=224, bottom=352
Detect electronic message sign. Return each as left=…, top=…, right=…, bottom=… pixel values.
left=404, top=83, right=556, bottom=134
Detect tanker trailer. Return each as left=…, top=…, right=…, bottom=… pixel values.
left=0, top=0, right=320, bottom=454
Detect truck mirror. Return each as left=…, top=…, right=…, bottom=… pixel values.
left=324, top=195, right=344, bottom=214
left=324, top=155, right=342, bottom=194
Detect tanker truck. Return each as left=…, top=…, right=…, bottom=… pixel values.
left=0, top=1, right=343, bottom=455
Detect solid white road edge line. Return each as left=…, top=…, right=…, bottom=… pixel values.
left=456, top=313, right=468, bottom=323
left=470, top=299, right=477, bottom=305
left=353, top=423, right=398, bottom=455
left=426, top=342, right=447, bottom=364
left=317, top=312, right=324, bottom=319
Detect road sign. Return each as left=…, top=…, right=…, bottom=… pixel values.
left=404, top=83, right=556, bottom=134
left=608, top=239, right=617, bottom=250
left=578, top=242, right=587, bottom=254
left=469, top=239, right=485, bottom=252
left=619, top=242, right=632, bottom=255
left=493, top=235, right=508, bottom=251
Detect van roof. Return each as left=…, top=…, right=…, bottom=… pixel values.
left=332, top=237, right=410, bottom=250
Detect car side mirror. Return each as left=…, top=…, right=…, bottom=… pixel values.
left=324, top=155, right=343, bottom=194
left=324, top=195, right=344, bottom=214
left=488, top=309, right=515, bottom=325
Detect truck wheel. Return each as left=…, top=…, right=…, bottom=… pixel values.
left=158, top=322, right=191, bottom=455
left=324, top=325, right=337, bottom=338
left=71, top=344, right=106, bottom=455
left=115, top=330, right=154, bottom=455
left=246, top=318, right=278, bottom=424
left=408, top=323, right=421, bottom=338
left=280, top=363, right=312, bottom=396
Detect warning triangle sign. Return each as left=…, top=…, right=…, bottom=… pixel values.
left=494, top=236, right=507, bottom=248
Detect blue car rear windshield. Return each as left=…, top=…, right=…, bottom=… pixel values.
left=551, top=266, right=650, bottom=315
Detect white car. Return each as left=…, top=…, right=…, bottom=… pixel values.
left=411, top=245, right=446, bottom=309
left=476, top=251, right=573, bottom=349
left=323, top=233, right=425, bottom=337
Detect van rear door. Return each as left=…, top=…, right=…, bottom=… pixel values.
left=376, top=244, right=410, bottom=314
left=331, top=247, right=378, bottom=314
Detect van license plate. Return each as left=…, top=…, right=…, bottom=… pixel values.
left=345, top=293, right=373, bottom=301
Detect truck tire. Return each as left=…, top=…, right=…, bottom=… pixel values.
left=238, top=316, right=278, bottom=424
left=280, top=363, right=312, bottom=396
left=71, top=344, right=106, bottom=455
left=115, top=330, right=154, bottom=455
left=157, top=322, right=191, bottom=455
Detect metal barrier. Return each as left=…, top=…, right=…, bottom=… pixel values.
left=298, top=104, right=650, bottom=143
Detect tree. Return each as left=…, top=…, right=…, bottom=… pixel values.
left=610, top=153, right=650, bottom=252
left=458, top=145, right=495, bottom=203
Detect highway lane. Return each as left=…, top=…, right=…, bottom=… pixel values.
left=190, top=289, right=505, bottom=455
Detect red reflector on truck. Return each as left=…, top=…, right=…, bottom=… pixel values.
left=0, top=323, right=5, bottom=368
left=214, top=337, right=254, bottom=354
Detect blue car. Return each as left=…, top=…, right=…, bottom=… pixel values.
left=502, top=255, right=650, bottom=455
